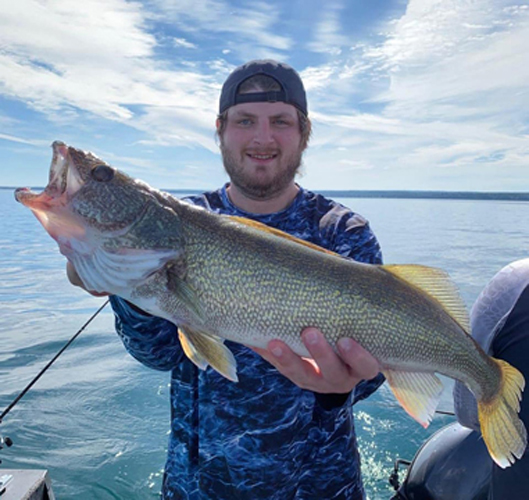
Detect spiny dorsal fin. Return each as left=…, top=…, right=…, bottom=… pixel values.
left=382, top=264, right=470, bottom=332
left=229, top=216, right=337, bottom=256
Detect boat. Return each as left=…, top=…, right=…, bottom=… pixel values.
left=389, top=421, right=491, bottom=500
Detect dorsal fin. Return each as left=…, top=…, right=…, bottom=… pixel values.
left=382, top=264, right=470, bottom=332
left=229, top=216, right=337, bottom=256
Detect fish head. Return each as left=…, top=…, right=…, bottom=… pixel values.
left=15, top=141, right=149, bottom=239
left=15, top=141, right=184, bottom=294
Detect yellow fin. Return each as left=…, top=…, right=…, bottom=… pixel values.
left=382, top=264, right=470, bottom=332
left=478, top=358, right=527, bottom=468
left=178, top=327, right=238, bottom=382
left=383, top=368, right=444, bottom=428
left=229, top=216, right=337, bottom=256
left=166, top=264, right=206, bottom=323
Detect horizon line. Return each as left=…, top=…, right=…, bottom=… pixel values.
left=3, top=186, right=529, bottom=201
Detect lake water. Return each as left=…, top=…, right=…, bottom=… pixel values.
left=0, top=187, right=527, bottom=499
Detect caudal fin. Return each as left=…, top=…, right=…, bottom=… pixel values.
left=478, top=358, right=527, bottom=468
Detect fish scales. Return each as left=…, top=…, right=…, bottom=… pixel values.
left=14, top=141, right=527, bottom=469
left=166, top=201, right=498, bottom=396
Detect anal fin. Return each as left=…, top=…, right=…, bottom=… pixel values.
left=383, top=368, right=444, bottom=428
left=178, top=326, right=238, bottom=382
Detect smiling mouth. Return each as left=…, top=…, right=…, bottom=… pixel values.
left=247, top=152, right=278, bottom=161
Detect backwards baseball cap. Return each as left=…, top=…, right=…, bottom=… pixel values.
left=219, top=59, right=308, bottom=116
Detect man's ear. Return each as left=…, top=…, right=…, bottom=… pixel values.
left=215, top=118, right=224, bottom=147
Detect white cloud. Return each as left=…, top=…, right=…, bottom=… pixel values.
left=0, top=0, right=225, bottom=149
left=307, top=2, right=348, bottom=55
left=151, top=0, right=292, bottom=52
left=1, top=0, right=528, bottom=191
left=0, top=133, right=47, bottom=146
left=173, top=37, right=197, bottom=49
left=298, top=0, right=529, bottom=189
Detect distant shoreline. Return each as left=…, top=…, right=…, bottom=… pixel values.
left=4, top=186, right=529, bottom=201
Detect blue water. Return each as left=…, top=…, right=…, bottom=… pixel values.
left=1, top=188, right=527, bottom=499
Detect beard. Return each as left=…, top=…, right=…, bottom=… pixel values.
left=221, top=145, right=304, bottom=201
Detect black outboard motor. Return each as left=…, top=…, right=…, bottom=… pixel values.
left=391, top=422, right=491, bottom=500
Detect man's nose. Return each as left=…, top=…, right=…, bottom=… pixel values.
left=252, top=121, right=274, bottom=145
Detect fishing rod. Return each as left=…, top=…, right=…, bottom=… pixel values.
left=0, top=299, right=109, bottom=462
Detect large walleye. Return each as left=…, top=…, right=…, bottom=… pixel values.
left=16, top=141, right=526, bottom=468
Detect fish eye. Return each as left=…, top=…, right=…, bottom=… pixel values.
left=92, top=164, right=115, bottom=182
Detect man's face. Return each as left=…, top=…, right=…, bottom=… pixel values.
left=218, top=101, right=305, bottom=200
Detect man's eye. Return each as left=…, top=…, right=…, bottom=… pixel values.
left=274, top=119, right=290, bottom=126
left=238, top=119, right=253, bottom=126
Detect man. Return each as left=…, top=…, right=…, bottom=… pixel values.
left=68, top=60, right=384, bottom=499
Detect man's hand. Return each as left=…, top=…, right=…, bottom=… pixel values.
left=252, top=327, right=380, bottom=394
left=66, top=262, right=109, bottom=297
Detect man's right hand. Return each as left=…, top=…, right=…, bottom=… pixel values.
left=66, top=262, right=110, bottom=297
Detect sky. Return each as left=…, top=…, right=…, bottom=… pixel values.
left=1, top=0, right=528, bottom=192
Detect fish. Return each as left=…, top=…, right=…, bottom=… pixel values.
left=15, top=141, right=526, bottom=468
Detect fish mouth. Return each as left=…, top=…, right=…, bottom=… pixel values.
left=15, top=141, right=88, bottom=243
left=15, top=141, right=84, bottom=211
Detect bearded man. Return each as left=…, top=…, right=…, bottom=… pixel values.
left=69, top=60, right=385, bottom=500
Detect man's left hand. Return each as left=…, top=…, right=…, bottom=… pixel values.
left=251, top=327, right=380, bottom=394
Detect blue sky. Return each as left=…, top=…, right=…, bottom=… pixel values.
left=1, top=0, right=528, bottom=191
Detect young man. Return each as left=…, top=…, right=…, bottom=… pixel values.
left=68, top=60, right=384, bottom=499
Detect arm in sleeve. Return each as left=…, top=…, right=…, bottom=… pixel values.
left=110, top=295, right=186, bottom=371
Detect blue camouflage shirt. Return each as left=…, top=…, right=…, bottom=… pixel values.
left=110, top=184, right=384, bottom=500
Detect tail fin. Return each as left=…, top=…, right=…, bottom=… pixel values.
left=478, top=358, right=527, bottom=468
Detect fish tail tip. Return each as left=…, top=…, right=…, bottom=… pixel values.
left=478, top=359, right=527, bottom=468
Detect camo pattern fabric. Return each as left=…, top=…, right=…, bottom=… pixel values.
left=110, top=184, right=384, bottom=500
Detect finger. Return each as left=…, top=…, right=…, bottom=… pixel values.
left=301, top=328, right=350, bottom=385
left=266, top=339, right=319, bottom=389
left=337, top=338, right=380, bottom=380
left=248, top=346, right=277, bottom=366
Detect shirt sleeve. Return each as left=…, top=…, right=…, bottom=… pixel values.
left=332, top=211, right=383, bottom=265
left=110, top=295, right=185, bottom=371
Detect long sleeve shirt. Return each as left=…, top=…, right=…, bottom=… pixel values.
left=110, top=184, right=384, bottom=500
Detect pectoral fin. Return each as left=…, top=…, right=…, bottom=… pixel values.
left=383, top=368, right=444, bottom=428
left=166, top=261, right=206, bottom=324
left=178, top=326, right=238, bottom=382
